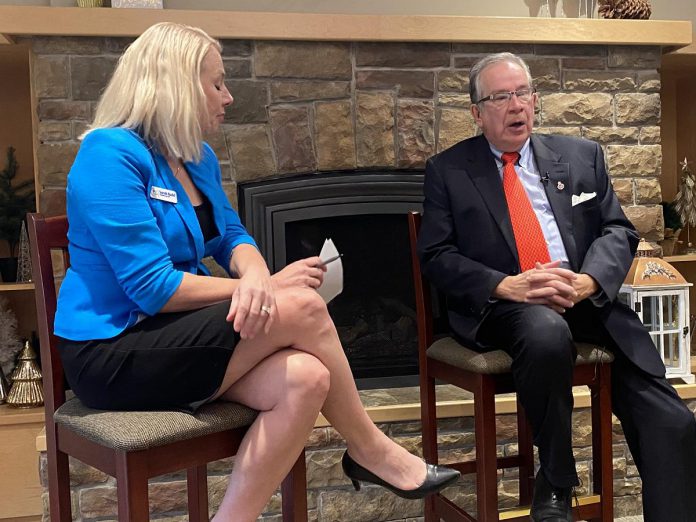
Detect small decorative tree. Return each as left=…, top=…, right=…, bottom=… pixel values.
left=16, top=221, right=32, bottom=283
left=7, top=340, right=43, bottom=408
left=0, top=147, right=35, bottom=259
left=673, top=158, right=696, bottom=252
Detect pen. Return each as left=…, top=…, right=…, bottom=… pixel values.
left=316, top=253, right=343, bottom=267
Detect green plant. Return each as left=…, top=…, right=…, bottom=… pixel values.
left=0, top=147, right=35, bottom=257
left=662, top=201, right=684, bottom=231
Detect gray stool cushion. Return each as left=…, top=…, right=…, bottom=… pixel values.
left=55, top=398, right=258, bottom=452
left=427, top=337, right=613, bottom=375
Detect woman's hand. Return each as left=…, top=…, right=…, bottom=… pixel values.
left=226, top=266, right=276, bottom=340
left=272, top=257, right=326, bottom=290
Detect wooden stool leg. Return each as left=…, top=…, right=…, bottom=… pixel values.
left=516, top=398, right=535, bottom=506
left=476, top=377, right=499, bottom=522
left=48, top=443, right=72, bottom=522
left=187, top=464, right=209, bottom=521
left=421, top=368, right=439, bottom=521
left=281, top=449, right=308, bottom=522
left=591, top=364, right=613, bottom=522
left=116, top=452, right=150, bottom=522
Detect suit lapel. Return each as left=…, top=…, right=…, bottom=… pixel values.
left=154, top=154, right=205, bottom=262
left=467, top=137, right=519, bottom=265
left=531, top=135, right=579, bottom=270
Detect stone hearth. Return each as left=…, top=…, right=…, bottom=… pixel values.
left=37, top=385, right=696, bottom=520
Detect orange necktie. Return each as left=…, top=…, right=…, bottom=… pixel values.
left=501, top=152, right=551, bottom=272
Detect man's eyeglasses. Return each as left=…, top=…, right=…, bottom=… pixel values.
left=475, top=88, right=536, bottom=107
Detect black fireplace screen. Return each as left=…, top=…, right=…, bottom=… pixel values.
left=238, top=171, right=424, bottom=388
left=286, top=213, right=417, bottom=381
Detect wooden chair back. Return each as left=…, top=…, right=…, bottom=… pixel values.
left=407, top=211, right=433, bottom=354
left=27, top=213, right=69, bottom=419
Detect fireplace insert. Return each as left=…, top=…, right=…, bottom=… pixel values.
left=238, top=171, right=424, bottom=389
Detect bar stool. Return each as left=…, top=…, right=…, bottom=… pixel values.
left=29, top=213, right=309, bottom=522
left=408, top=211, right=614, bottom=522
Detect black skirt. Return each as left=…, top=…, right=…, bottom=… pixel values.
left=58, top=301, right=239, bottom=413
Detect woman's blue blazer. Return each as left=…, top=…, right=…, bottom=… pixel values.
left=54, top=128, right=257, bottom=341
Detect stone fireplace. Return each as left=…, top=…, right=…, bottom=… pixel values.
left=25, top=31, right=678, bottom=520
left=32, top=36, right=666, bottom=385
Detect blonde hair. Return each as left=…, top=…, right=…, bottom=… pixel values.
left=85, top=22, right=221, bottom=162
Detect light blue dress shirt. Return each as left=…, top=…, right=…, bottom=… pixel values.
left=490, top=139, right=569, bottom=266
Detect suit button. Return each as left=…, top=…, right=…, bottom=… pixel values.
left=511, top=269, right=518, bottom=275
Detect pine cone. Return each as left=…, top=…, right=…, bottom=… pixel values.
left=599, top=0, right=652, bottom=19
left=598, top=0, right=620, bottom=18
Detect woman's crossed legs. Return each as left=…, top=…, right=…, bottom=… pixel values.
left=211, top=287, right=427, bottom=521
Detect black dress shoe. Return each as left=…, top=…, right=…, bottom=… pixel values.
left=341, top=451, right=460, bottom=500
left=530, top=469, right=573, bottom=522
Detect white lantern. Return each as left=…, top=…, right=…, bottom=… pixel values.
left=619, top=240, right=694, bottom=383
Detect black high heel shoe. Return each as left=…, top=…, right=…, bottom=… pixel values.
left=341, top=451, right=460, bottom=500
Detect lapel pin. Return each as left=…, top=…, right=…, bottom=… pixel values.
left=557, top=181, right=565, bottom=191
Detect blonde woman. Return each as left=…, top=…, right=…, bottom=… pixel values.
left=54, top=22, right=459, bottom=521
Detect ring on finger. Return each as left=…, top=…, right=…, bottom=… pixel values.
left=260, top=305, right=272, bottom=314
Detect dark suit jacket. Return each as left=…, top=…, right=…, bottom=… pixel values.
left=417, top=133, right=665, bottom=376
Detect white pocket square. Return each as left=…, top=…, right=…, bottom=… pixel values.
left=572, top=191, right=596, bottom=207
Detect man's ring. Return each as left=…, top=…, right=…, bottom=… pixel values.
left=260, top=305, right=272, bottom=314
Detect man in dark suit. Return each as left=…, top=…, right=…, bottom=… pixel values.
left=418, top=52, right=696, bottom=522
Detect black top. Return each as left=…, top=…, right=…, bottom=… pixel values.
left=193, top=196, right=219, bottom=243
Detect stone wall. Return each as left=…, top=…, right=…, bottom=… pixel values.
left=38, top=398, right=696, bottom=520
left=28, top=36, right=664, bottom=240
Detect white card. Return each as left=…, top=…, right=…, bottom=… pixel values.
left=317, top=238, right=343, bottom=304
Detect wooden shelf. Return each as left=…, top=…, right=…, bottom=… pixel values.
left=0, top=282, right=34, bottom=292
left=0, top=405, right=43, bottom=520
left=0, top=6, right=691, bottom=46
left=664, top=254, right=696, bottom=263
left=0, top=404, right=44, bottom=426
left=664, top=38, right=696, bottom=66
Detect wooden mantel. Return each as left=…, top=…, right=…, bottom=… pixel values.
left=0, top=5, right=692, bottom=47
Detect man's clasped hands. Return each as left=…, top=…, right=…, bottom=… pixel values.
left=493, top=260, right=599, bottom=314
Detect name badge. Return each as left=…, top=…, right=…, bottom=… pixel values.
left=150, top=186, right=178, bottom=204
